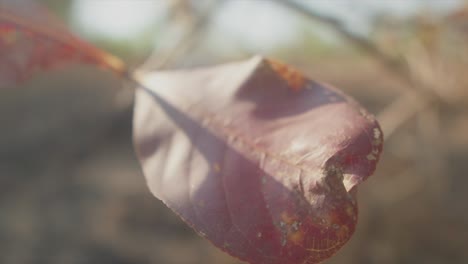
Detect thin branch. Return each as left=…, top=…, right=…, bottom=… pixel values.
left=270, top=0, right=442, bottom=139
left=377, top=91, right=434, bottom=140
left=270, top=0, right=411, bottom=84
left=138, top=0, right=223, bottom=72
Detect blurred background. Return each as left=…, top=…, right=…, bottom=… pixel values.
left=1, top=0, right=468, bottom=263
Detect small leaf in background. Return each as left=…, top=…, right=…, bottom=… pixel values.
left=133, top=56, right=383, bottom=264
left=0, top=0, right=125, bottom=88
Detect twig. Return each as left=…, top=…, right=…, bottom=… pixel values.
left=115, top=1, right=222, bottom=111
left=270, top=0, right=411, bottom=84
left=269, top=0, right=442, bottom=139
left=377, top=91, right=434, bottom=140
left=138, top=0, right=223, bottom=72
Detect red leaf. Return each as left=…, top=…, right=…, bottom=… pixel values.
left=0, top=0, right=125, bottom=87
left=133, top=56, right=383, bottom=264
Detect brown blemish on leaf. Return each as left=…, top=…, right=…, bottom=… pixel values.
left=281, top=211, right=296, bottom=224
left=288, top=228, right=305, bottom=244
left=0, top=24, right=16, bottom=44
left=323, top=211, right=342, bottom=227
left=267, top=58, right=306, bottom=92
left=213, top=163, right=221, bottom=172
left=279, top=212, right=305, bottom=245
left=197, top=200, right=205, bottom=208
left=346, top=206, right=355, bottom=218
left=336, top=226, right=350, bottom=240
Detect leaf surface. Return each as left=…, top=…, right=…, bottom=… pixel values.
left=133, top=56, right=383, bottom=264
left=0, top=0, right=124, bottom=87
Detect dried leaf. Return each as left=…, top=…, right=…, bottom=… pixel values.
left=133, top=56, right=383, bottom=264
left=0, top=0, right=125, bottom=87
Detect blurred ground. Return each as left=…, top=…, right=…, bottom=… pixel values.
left=1, top=1, right=468, bottom=264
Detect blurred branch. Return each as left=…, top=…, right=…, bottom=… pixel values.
left=377, top=91, right=434, bottom=140
left=270, top=0, right=444, bottom=139
left=120, top=1, right=223, bottom=112
left=138, top=0, right=223, bottom=72
left=270, top=0, right=411, bottom=84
